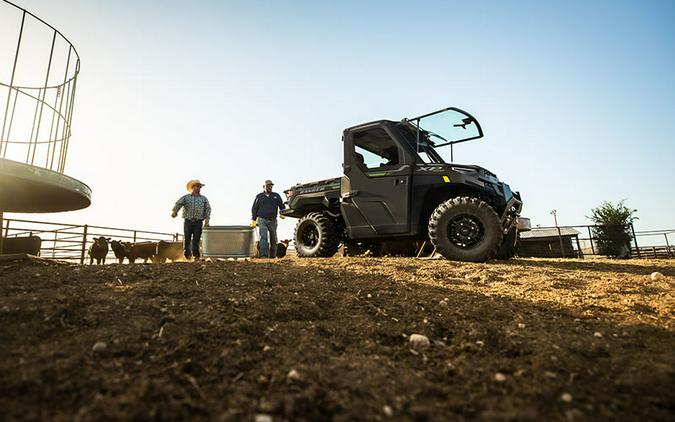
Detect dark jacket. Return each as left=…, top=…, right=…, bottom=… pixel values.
left=252, top=192, right=285, bottom=220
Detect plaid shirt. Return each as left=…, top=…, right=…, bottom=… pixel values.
left=173, top=194, right=211, bottom=220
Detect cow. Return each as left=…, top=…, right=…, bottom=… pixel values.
left=276, top=239, right=290, bottom=258
left=88, top=236, right=111, bottom=265
left=155, top=240, right=184, bottom=263
left=1, top=235, right=42, bottom=256
left=124, top=241, right=158, bottom=263
left=110, top=240, right=127, bottom=264
left=254, top=239, right=291, bottom=258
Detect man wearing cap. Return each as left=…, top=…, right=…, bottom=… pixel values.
left=172, top=180, right=211, bottom=260
left=251, top=180, right=285, bottom=258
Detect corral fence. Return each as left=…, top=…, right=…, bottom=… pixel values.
left=1, top=217, right=181, bottom=263
left=520, top=224, right=674, bottom=259
left=2, top=218, right=673, bottom=262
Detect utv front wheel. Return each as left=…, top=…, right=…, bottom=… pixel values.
left=294, top=212, right=340, bottom=258
left=428, top=197, right=503, bottom=262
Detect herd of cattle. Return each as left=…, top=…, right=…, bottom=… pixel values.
left=88, top=237, right=184, bottom=264
left=89, top=237, right=290, bottom=263
left=1, top=235, right=290, bottom=263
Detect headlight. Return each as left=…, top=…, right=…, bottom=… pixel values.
left=451, top=166, right=477, bottom=175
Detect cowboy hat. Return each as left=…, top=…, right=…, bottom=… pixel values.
left=264, top=179, right=274, bottom=186
left=186, top=179, right=205, bottom=191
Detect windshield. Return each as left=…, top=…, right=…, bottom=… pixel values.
left=405, top=107, right=483, bottom=163
left=400, top=125, right=445, bottom=164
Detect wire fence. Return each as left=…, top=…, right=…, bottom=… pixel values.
left=1, top=217, right=180, bottom=263
left=520, top=224, right=674, bottom=259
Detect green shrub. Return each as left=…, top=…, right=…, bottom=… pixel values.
left=589, top=201, right=638, bottom=258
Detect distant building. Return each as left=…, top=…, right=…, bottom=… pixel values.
left=519, top=227, right=582, bottom=258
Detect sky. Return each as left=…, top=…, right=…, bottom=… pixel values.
left=2, top=0, right=674, bottom=242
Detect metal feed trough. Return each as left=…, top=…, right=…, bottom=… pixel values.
left=202, top=225, right=256, bottom=258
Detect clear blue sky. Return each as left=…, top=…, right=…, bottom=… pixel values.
left=5, top=0, right=675, bottom=240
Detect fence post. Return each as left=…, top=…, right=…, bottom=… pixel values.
left=630, top=223, right=641, bottom=258
left=557, top=226, right=565, bottom=258
left=587, top=226, right=595, bottom=255
left=575, top=235, right=583, bottom=259
left=133, top=230, right=137, bottom=243
left=80, top=224, right=88, bottom=264
left=0, top=211, right=3, bottom=254
left=665, top=233, right=672, bottom=258
left=52, top=230, right=57, bottom=258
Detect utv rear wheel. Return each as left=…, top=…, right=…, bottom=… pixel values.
left=294, top=212, right=340, bottom=257
left=495, top=228, right=519, bottom=260
left=428, top=197, right=502, bottom=262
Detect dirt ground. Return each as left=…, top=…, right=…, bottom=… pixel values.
left=0, top=255, right=673, bottom=421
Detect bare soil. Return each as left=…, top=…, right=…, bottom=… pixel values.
left=0, top=256, right=673, bottom=421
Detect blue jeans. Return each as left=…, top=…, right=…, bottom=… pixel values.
left=183, top=219, right=203, bottom=258
left=257, top=217, right=278, bottom=258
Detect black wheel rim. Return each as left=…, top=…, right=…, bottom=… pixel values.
left=300, top=223, right=319, bottom=248
left=448, top=214, right=484, bottom=248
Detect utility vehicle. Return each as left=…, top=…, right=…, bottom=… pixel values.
left=281, top=107, right=527, bottom=262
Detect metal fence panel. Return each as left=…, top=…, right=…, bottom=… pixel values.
left=520, top=224, right=674, bottom=259
left=1, top=217, right=181, bottom=263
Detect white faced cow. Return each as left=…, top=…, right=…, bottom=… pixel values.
left=109, top=240, right=127, bottom=264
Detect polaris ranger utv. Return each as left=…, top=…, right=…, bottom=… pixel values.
left=281, top=107, right=526, bottom=262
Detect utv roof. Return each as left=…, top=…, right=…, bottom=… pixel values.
left=343, top=119, right=397, bottom=133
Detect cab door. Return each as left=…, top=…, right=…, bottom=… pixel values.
left=340, top=124, right=412, bottom=239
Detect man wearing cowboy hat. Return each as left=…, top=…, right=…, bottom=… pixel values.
left=172, top=179, right=211, bottom=260
left=251, top=179, right=285, bottom=258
